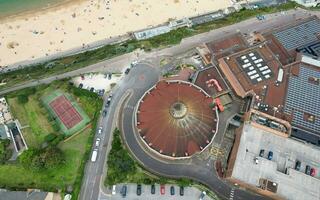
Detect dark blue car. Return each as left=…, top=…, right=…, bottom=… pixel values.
left=268, top=151, right=273, bottom=160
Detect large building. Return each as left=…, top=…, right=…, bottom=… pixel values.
left=136, top=80, right=218, bottom=158
left=196, top=15, right=320, bottom=200
left=213, top=16, right=320, bottom=147
left=225, top=121, right=320, bottom=200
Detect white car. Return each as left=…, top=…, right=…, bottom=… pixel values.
left=95, top=138, right=101, bottom=147
left=199, top=191, right=206, bottom=200
left=112, top=185, right=116, bottom=195
left=98, top=126, right=103, bottom=134
left=91, top=149, right=98, bottom=162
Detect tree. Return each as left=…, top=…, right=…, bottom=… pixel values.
left=19, top=148, right=38, bottom=169
left=17, top=94, right=29, bottom=104
left=43, top=146, right=65, bottom=169
left=0, top=139, right=12, bottom=164
left=19, top=146, right=65, bottom=171
left=106, top=129, right=137, bottom=185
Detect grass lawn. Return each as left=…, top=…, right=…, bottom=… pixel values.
left=0, top=80, right=102, bottom=199
left=0, top=128, right=91, bottom=190
left=7, top=96, right=54, bottom=147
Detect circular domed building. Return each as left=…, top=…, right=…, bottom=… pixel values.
left=136, top=80, right=218, bottom=158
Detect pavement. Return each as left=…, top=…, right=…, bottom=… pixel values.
left=0, top=8, right=319, bottom=200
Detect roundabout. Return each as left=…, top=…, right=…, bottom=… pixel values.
left=135, top=80, right=218, bottom=158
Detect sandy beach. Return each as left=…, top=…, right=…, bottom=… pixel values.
left=0, top=0, right=232, bottom=68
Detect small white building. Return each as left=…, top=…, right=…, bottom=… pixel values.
left=293, top=0, right=319, bottom=7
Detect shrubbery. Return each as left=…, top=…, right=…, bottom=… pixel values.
left=106, top=129, right=137, bottom=185
left=19, top=146, right=65, bottom=171
left=0, top=139, right=12, bottom=164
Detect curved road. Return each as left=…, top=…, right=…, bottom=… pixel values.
left=117, top=64, right=270, bottom=200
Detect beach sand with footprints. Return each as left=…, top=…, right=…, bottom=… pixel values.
left=0, top=0, right=232, bottom=68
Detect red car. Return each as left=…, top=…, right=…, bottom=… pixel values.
left=160, top=185, right=165, bottom=195
left=311, top=168, right=316, bottom=177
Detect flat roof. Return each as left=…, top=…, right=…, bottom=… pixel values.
left=194, top=67, right=228, bottom=96
left=231, top=123, right=320, bottom=200
left=284, top=63, right=320, bottom=137
left=272, top=17, right=320, bottom=51
left=206, top=33, right=248, bottom=60
left=297, top=40, right=320, bottom=57
left=218, top=44, right=281, bottom=96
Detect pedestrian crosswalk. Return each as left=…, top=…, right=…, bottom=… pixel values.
left=229, top=188, right=235, bottom=200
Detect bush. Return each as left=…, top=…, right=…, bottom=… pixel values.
left=19, top=146, right=65, bottom=171
left=0, top=139, right=12, bottom=164
left=44, top=133, right=57, bottom=143
left=106, top=129, right=137, bottom=185
left=17, top=94, right=29, bottom=104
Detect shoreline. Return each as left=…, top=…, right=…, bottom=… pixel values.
left=0, top=0, right=85, bottom=23
left=0, top=0, right=233, bottom=67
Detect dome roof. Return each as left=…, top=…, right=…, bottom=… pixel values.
left=136, top=81, right=218, bottom=158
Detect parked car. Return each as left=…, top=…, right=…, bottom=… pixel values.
left=151, top=184, right=155, bottom=194
left=267, top=151, right=273, bottom=160
left=305, top=165, right=311, bottom=175
left=121, top=185, right=127, bottom=198
left=160, top=184, right=165, bottom=195
left=131, top=60, right=138, bottom=68
left=78, top=83, right=83, bottom=88
left=179, top=186, right=184, bottom=196
left=112, top=185, right=116, bottom=195
left=90, top=87, right=94, bottom=92
left=295, top=160, right=301, bottom=171
left=98, top=126, right=103, bottom=134
left=259, top=149, right=265, bottom=157
left=170, top=186, right=175, bottom=195
left=102, top=109, right=107, bottom=117
left=106, top=94, right=113, bottom=107
left=125, top=68, right=130, bottom=74
left=199, top=191, right=206, bottom=200
left=98, top=89, right=105, bottom=96
left=311, top=168, right=316, bottom=177
left=91, top=149, right=98, bottom=162
left=254, top=157, right=259, bottom=165
left=136, top=184, right=142, bottom=196
left=108, top=73, right=112, bottom=80
left=95, top=138, right=100, bottom=147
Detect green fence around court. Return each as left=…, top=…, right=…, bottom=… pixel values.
left=41, top=89, right=90, bottom=136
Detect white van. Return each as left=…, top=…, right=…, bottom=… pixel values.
left=91, top=149, right=98, bottom=162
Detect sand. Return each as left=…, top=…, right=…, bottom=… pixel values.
left=0, top=0, right=232, bottom=67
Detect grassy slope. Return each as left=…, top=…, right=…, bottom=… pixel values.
left=7, top=96, right=54, bottom=147
left=0, top=128, right=90, bottom=190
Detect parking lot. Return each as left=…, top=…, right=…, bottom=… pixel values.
left=72, top=72, right=122, bottom=94
left=102, top=184, right=212, bottom=200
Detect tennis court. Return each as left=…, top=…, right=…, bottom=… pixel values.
left=41, top=90, right=90, bottom=136
left=49, top=95, right=83, bottom=129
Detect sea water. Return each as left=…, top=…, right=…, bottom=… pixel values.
left=0, top=0, right=68, bottom=18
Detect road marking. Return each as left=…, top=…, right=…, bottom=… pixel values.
left=229, top=188, right=235, bottom=200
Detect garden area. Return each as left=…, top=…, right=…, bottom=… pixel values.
left=105, top=129, right=194, bottom=187
left=0, top=2, right=299, bottom=90
left=0, top=80, right=103, bottom=199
